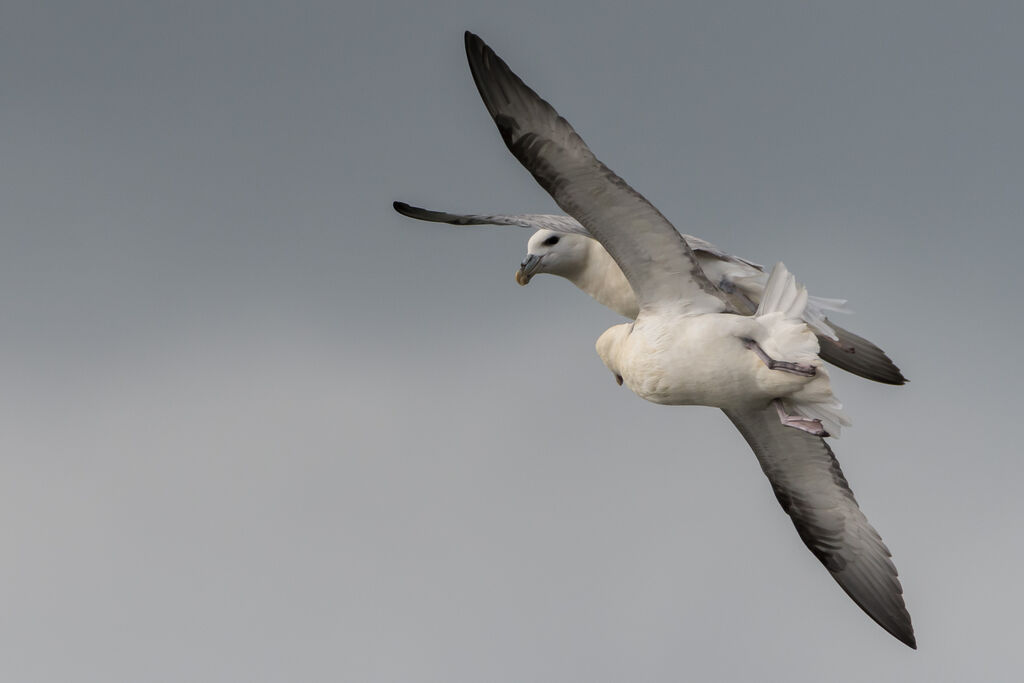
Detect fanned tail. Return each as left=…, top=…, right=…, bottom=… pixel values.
left=803, top=296, right=848, bottom=340
left=755, top=264, right=852, bottom=436
left=755, top=262, right=808, bottom=321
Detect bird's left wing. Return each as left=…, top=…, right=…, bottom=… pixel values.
left=464, top=31, right=727, bottom=314
left=722, top=405, right=916, bottom=648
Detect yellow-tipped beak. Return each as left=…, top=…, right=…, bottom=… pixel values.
left=515, top=254, right=542, bottom=286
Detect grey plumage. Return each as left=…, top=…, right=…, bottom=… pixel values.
left=393, top=200, right=908, bottom=385
left=821, top=321, right=907, bottom=385
left=724, top=406, right=915, bottom=648
left=460, top=30, right=915, bottom=647
left=464, top=31, right=727, bottom=315
left=392, top=201, right=591, bottom=235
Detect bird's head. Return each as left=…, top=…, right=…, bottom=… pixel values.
left=514, top=230, right=591, bottom=285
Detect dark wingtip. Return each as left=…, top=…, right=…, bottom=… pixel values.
left=464, top=31, right=487, bottom=91
left=463, top=31, right=513, bottom=125
left=818, top=322, right=909, bottom=385
left=464, top=31, right=483, bottom=69
left=893, top=624, right=917, bottom=649
left=392, top=201, right=437, bottom=222
left=894, top=611, right=917, bottom=648
left=393, top=201, right=431, bottom=221
left=868, top=370, right=909, bottom=386
left=392, top=201, right=487, bottom=227
left=881, top=608, right=916, bottom=649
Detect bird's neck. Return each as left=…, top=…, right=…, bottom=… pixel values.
left=570, top=242, right=639, bottom=319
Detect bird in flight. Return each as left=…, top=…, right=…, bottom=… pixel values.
left=396, top=31, right=915, bottom=648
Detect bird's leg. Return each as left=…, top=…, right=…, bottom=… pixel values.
left=773, top=399, right=829, bottom=437
left=742, top=339, right=817, bottom=377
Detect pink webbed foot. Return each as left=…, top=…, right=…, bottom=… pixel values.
left=773, top=399, right=829, bottom=437
left=743, top=339, right=817, bottom=377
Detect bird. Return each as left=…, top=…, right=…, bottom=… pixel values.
left=393, top=201, right=906, bottom=386
left=399, top=30, right=915, bottom=647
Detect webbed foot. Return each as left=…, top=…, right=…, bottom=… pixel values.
left=743, top=339, right=817, bottom=377
left=773, top=399, right=829, bottom=437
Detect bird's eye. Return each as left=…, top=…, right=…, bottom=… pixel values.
left=542, top=235, right=560, bottom=246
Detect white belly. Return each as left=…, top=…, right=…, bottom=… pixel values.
left=617, top=314, right=815, bottom=408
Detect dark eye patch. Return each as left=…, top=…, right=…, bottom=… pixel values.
left=542, top=235, right=560, bottom=246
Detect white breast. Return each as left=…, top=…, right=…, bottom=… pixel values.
left=616, top=314, right=816, bottom=408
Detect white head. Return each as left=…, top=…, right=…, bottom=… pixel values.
left=514, top=230, right=593, bottom=286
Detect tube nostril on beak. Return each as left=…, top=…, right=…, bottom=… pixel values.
left=514, top=253, right=543, bottom=286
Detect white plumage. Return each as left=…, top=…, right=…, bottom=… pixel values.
left=395, top=31, right=915, bottom=648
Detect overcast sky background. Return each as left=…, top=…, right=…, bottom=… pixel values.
left=3, top=1, right=1023, bottom=681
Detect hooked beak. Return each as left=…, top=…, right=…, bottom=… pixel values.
left=514, top=254, right=543, bottom=286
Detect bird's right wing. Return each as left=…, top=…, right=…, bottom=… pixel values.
left=395, top=199, right=907, bottom=383
left=818, top=321, right=908, bottom=385
left=721, top=406, right=916, bottom=648
left=684, top=234, right=763, bottom=271
left=395, top=201, right=759, bottom=271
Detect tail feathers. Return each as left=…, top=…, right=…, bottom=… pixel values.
left=807, top=295, right=851, bottom=315
left=817, top=320, right=908, bottom=385
left=756, top=263, right=808, bottom=321
left=737, top=269, right=845, bottom=339
left=803, top=295, right=850, bottom=340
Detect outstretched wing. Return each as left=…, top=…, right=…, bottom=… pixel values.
left=395, top=201, right=761, bottom=272
left=395, top=199, right=907, bottom=383
left=464, top=31, right=726, bottom=314
left=393, top=201, right=592, bottom=236
left=722, top=406, right=916, bottom=648
left=819, top=321, right=908, bottom=385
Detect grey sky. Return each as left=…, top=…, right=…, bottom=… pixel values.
left=3, top=1, right=1022, bottom=680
